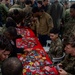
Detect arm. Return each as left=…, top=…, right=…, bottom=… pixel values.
left=2, top=4, right=8, bottom=14
left=47, top=15, right=53, bottom=36
left=59, top=68, right=73, bottom=75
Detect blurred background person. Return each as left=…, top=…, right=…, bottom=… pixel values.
left=63, top=3, right=75, bottom=38
left=37, top=0, right=42, bottom=8
left=0, top=34, right=12, bottom=61
left=0, top=34, right=12, bottom=75
left=3, top=27, right=24, bottom=57
left=50, top=0, right=63, bottom=30
left=1, top=57, right=23, bottom=75
left=23, top=0, right=32, bottom=27
left=42, top=0, right=51, bottom=15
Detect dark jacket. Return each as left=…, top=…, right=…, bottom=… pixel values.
left=10, top=35, right=24, bottom=57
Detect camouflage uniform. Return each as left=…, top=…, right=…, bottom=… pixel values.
left=63, top=9, right=70, bottom=23
left=23, top=5, right=32, bottom=26
left=61, top=54, right=75, bottom=75
left=48, top=37, right=63, bottom=60
left=63, top=18, right=75, bottom=37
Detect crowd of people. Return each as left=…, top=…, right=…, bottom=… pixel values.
left=0, top=0, right=75, bottom=75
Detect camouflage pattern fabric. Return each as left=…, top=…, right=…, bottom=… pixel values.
left=61, top=54, right=75, bottom=75
left=48, top=37, right=63, bottom=60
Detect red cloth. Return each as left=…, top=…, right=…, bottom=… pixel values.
left=16, top=27, right=59, bottom=75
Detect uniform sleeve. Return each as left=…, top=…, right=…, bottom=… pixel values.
left=46, top=15, right=53, bottom=36
left=55, top=44, right=63, bottom=58
left=60, top=54, right=69, bottom=69
left=30, top=18, right=39, bottom=36
left=2, top=4, right=8, bottom=14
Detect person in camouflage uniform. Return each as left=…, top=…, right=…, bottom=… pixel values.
left=63, top=3, right=75, bottom=38
left=48, top=28, right=63, bottom=60
left=58, top=34, right=75, bottom=75
left=63, top=8, right=70, bottom=23
left=23, top=0, right=32, bottom=26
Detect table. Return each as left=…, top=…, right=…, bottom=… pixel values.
left=16, top=27, right=59, bottom=75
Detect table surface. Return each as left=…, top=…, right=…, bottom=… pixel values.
left=16, top=27, right=59, bottom=75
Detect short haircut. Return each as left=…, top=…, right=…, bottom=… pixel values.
left=37, top=1, right=42, bottom=5
left=63, top=34, right=75, bottom=48
left=0, top=34, right=12, bottom=51
left=1, top=57, right=23, bottom=75
left=70, top=3, right=75, bottom=9
left=50, top=28, right=59, bottom=34
left=13, top=9, right=19, bottom=15
left=6, top=17, right=16, bottom=28
left=32, top=7, right=43, bottom=13
left=25, top=0, right=32, bottom=5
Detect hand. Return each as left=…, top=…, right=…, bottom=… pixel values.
left=57, top=63, right=62, bottom=68
left=24, top=48, right=33, bottom=52
left=58, top=68, right=68, bottom=75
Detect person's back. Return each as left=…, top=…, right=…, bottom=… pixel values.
left=50, top=0, right=63, bottom=30
left=8, top=8, right=24, bottom=24
left=8, top=1, right=24, bottom=24
left=1, top=57, right=23, bottom=75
